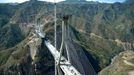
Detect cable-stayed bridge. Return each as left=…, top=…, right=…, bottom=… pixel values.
left=35, top=19, right=81, bottom=75
left=32, top=1, right=97, bottom=75
left=34, top=17, right=96, bottom=75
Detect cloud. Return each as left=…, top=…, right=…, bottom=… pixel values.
left=0, top=0, right=29, bottom=3
left=66, top=0, right=86, bottom=1
left=0, top=0, right=125, bottom=3
left=39, top=0, right=65, bottom=3
left=0, top=0, right=65, bottom=3
left=87, top=0, right=125, bottom=3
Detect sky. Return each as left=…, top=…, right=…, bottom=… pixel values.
left=0, top=0, right=125, bottom=3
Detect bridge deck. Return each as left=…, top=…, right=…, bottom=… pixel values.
left=45, top=41, right=81, bottom=75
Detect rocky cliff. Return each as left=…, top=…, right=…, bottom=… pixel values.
left=0, top=0, right=134, bottom=75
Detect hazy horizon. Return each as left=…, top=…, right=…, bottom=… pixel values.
left=0, top=0, right=125, bottom=3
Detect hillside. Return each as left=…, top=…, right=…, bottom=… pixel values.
left=0, top=0, right=134, bottom=75
left=99, top=51, right=134, bottom=75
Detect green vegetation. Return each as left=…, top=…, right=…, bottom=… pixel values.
left=0, top=1, right=134, bottom=75
left=99, top=51, right=134, bottom=75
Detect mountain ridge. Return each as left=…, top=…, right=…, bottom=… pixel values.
left=0, top=1, right=134, bottom=75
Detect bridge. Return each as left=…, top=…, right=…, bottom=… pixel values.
left=32, top=1, right=97, bottom=75
left=35, top=19, right=81, bottom=75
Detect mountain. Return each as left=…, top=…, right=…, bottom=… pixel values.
left=125, top=0, right=134, bottom=3
left=0, top=1, right=134, bottom=75
left=0, top=3, right=24, bottom=49
left=99, top=51, right=134, bottom=75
